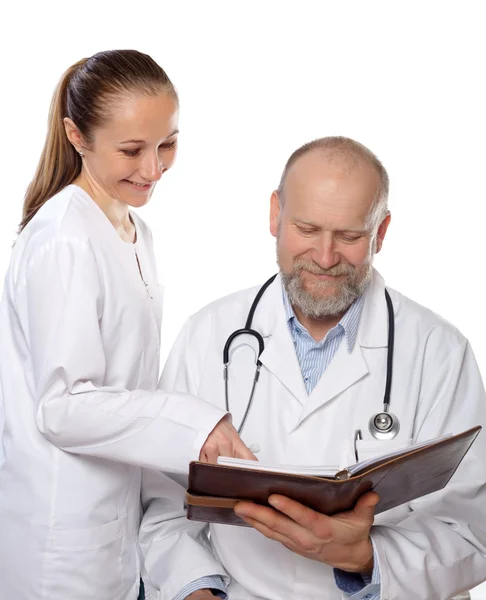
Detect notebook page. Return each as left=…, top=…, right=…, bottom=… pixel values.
left=216, top=457, right=339, bottom=477
left=217, top=433, right=453, bottom=478
left=347, top=433, right=453, bottom=476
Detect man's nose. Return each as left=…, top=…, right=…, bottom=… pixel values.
left=312, top=232, right=340, bottom=269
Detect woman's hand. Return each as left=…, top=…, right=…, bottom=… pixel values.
left=199, top=415, right=257, bottom=463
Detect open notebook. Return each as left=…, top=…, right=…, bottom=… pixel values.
left=217, top=433, right=453, bottom=479
left=186, top=426, right=481, bottom=526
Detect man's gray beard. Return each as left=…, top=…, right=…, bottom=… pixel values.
left=280, top=258, right=373, bottom=319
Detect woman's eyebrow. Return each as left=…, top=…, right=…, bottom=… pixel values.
left=119, top=129, right=180, bottom=144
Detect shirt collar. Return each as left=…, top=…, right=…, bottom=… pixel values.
left=282, top=284, right=366, bottom=352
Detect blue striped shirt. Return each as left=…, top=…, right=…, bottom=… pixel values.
left=283, top=286, right=380, bottom=600
left=282, top=289, right=365, bottom=394
left=174, top=575, right=226, bottom=600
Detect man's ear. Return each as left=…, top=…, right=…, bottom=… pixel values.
left=270, top=190, right=281, bottom=238
left=63, top=117, right=85, bottom=153
left=375, top=213, right=391, bottom=253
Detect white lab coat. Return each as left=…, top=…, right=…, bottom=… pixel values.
left=0, top=185, right=225, bottom=600
left=140, top=271, right=486, bottom=600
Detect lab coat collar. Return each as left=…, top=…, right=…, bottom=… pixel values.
left=357, top=269, right=389, bottom=349
left=253, top=269, right=388, bottom=415
left=69, top=185, right=139, bottom=254
left=255, top=274, right=309, bottom=404
left=69, top=185, right=147, bottom=287
left=253, top=268, right=388, bottom=347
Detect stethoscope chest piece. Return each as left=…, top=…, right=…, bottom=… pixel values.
left=366, top=288, right=401, bottom=441
left=368, top=411, right=400, bottom=440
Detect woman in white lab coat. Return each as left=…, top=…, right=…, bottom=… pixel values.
left=0, top=49, right=252, bottom=600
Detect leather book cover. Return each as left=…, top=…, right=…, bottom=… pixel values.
left=186, top=426, right=481, bottom=527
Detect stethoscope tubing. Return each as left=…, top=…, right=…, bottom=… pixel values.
left=223, top=274, right=399, bottom=439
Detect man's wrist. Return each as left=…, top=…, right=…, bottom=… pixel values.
left=341, top=538, right=374, bottom=574
left=359, top=550, right=374, bottom=576
left=357, top=537, right=374, bottom=574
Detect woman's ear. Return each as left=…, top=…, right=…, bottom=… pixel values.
left=63, top=117, right=84, bottom=153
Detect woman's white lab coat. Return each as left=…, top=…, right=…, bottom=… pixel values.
left=0, top=185, right=225, bottom=600
left=140, top=271, right=486, bottom=600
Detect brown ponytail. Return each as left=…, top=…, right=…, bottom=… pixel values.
left=20, top=59, right=87, bottom=231
left=20, top=50, right=177, bottom=231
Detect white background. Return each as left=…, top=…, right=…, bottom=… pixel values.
left=2, top=1, right=485, bottom=596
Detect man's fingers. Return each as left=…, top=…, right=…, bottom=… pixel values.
left=235, top=500, right=308, bottom=543
left=268, top=495, right=324, bottom=529
left=354, top=491, right=380, bottom=520
left=236, top=511, right=297, bottom=549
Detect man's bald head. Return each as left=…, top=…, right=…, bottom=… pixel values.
left=270, top=136, right=392, bottom=320
left=277, top=136, right=389, bottom=232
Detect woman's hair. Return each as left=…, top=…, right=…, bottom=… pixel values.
left=20, top=49, right=177, bottom=231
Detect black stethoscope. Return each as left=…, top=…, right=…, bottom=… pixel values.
left=223, top=274, right=400, bottom=442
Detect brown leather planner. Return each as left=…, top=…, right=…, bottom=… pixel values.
left=186, top=426, right=481, bottom=526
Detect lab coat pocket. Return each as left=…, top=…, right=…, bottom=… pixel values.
left=46, top=516, right=126, bottom=599
left=355, top=438, right=413, bottom=525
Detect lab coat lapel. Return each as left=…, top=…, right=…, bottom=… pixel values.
left=255, top=276, right=308, bottom=406
left=357, top=269, right=389, bottom=349
left=73, top=186, right=141, bottom=284
left=295, top=337, right=369, bottom=426
left=295, top=269, right=389, bottom=426
left=252, top=270, right=389, bottom=414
